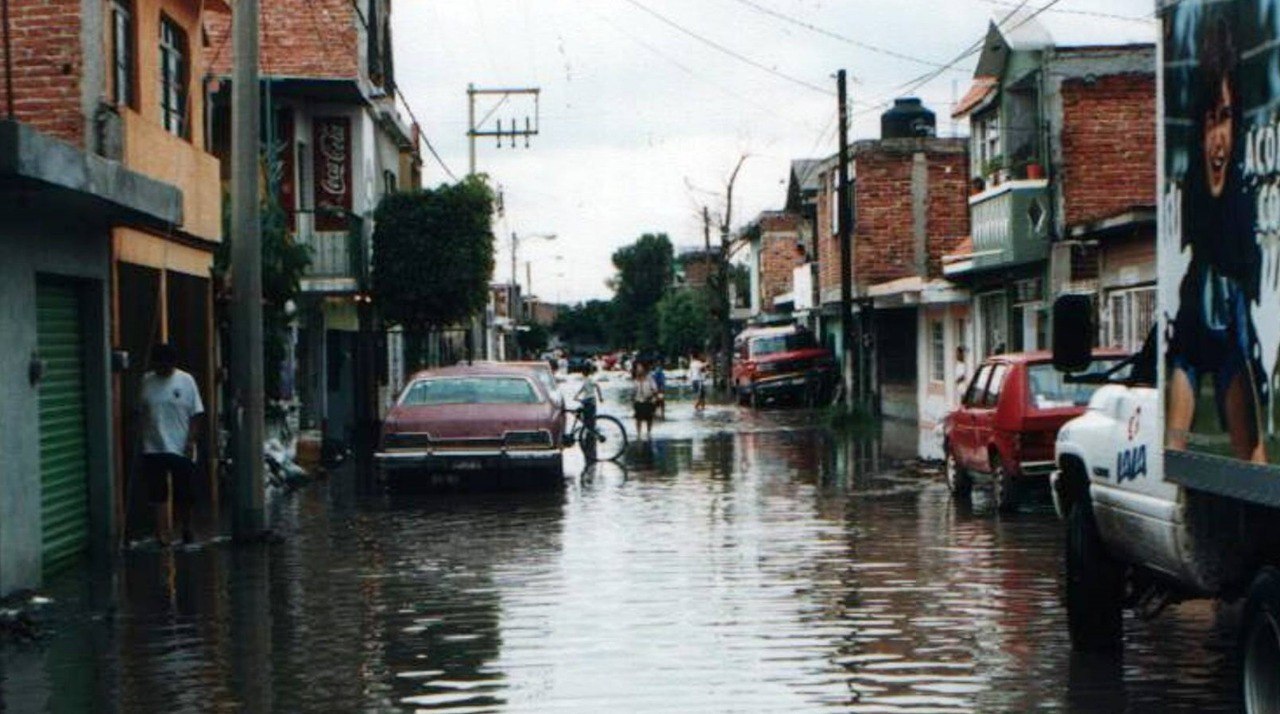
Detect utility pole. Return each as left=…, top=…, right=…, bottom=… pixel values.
left=230, top=0, right=264, bottom=537
left=466, top=85, right=541, bottom=176
left=837, top=69, right=856, bottom=412
left=719, top=156, right=747, bottom=395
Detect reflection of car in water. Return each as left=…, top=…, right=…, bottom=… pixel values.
left=942, top=350, right=1126, bottom=513
left=376, top=364, right=565, bottom=485
left=732, top=325, right=837, bottom=408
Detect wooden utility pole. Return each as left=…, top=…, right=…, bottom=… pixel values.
left=718, top=156, right=748, bottom=396
left=837, top=69, right=856, bottom=411
left=230, top=0, right=264, bottom=536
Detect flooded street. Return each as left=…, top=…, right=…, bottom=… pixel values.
left=0, top=397, right=1244, bottom=712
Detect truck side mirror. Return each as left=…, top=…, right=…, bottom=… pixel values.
left=1052, top=294, right=1093, bottom=373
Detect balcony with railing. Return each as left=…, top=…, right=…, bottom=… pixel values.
left=946, top=179, right=1051, bottom=278
left=294, top=210, right=367, bottom=293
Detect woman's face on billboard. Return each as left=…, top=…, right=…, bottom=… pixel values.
left=1204, top=78, right=1234, bottom=198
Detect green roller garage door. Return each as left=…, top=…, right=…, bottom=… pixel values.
left=37, top=280, right=89, bottom=571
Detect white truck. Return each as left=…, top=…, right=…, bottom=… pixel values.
left=1051, top=1, right=1280, bottom=709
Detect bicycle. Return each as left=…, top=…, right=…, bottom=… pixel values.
left=564, top=405, right=629, bottom=462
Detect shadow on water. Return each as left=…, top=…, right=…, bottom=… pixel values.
left=0, top=407, right=1245, bottom=712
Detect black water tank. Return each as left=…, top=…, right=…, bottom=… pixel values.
left=881, top=98, right=936, bottom=139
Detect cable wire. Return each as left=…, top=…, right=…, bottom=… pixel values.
left=619, top=0, right=836, bottom=97
left=727, top=0, right=969, bottom=73
left=973, top=0, right=1153, bottom=24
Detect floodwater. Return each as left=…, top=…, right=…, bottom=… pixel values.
left=0, top=398, right=1243, bottom=712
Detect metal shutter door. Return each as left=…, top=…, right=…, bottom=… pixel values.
left=37, top=280, right=89, bottom=571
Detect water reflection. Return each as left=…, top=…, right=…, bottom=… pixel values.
left=0, top=416, right=1243, bottom=712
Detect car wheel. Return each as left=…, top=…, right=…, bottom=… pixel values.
left=1066, top=499, right=1124, bottom=652
left=992, top=454, right=1018, bottom=514
left=945, top=449, right=972, bottom=499
left=1242, top=568, right=1280, bottom=713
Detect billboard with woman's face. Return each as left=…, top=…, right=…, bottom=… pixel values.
left=1161, top=0, right=1280, bottom=466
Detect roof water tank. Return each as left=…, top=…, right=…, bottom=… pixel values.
left=881, top=98, right=936, bottom=139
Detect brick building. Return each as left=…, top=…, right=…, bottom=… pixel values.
left=207, top=0, right=422, bottom=439
left=0, top=0, right=228, bottom=594
left=745, top=211, right=808, bottom=317
left=808, top=112, right=971, bottom=455
left=945, top=20, right=1155, bottom=457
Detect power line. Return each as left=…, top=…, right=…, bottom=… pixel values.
left=346, top=0, right=458, bottom=181
left=727, top=0, right=969, bottom=73
left=619, top=0, right=836, bottom=97
left=973, top=0, right=1154, bottom=24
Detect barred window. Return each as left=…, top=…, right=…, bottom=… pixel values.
left=159, top=17, right=188, bottom=138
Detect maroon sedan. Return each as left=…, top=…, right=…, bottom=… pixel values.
left=376, top=364, right=565, bottom=483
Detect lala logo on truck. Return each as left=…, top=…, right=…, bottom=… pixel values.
left=1117, top=445, right=1149, bottom=483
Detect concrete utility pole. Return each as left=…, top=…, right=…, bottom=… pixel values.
left=230, top=0, right=264, bottom=537
left=719, top=156, right=747, bottom=395
left=466, top=85, right=541, bottom=176
left=837, top=69, right=856, bottom=412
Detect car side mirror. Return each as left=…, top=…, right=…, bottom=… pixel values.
left=1052, top=294, right=1093, bottom=373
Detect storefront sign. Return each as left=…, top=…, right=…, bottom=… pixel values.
left=314, top=116, right=351, bottom=231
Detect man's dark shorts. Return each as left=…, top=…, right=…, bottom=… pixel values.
left=142, top=453, right=195, bottom=505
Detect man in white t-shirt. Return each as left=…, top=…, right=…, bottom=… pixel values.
left=688, top=351, right=707, bottom=411
left=138, top=343, right=204, bottom=545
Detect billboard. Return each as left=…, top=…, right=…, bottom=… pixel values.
left=1161, top=0, right=1280, bottom=466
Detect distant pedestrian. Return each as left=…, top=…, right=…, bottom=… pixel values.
left=652, top=360, right=666, bottom=419
left=689, top=351, right=707, bottom=411
left=137, top=343, right=204, bottom=546
left=632, top=362, right=659, bottom=439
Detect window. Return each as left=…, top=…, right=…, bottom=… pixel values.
left=1107, top=286, right=1157, bottom=352
left=977, top=291, right=1008, bottom=358
left=159, top=17, right=188, bottom=138
left=930, top=321, right=945, bottom=382
left=400, top=377, right=541, bottom=406
left=963, top=365, right=990, bottom=407
left=983, top=363, right=1009, bottom=408
left=110, top=1, right=134, bottom=108
left=973, top=112, right=1000, bottom=178
left=749, top=330, right=818, bottom=358
left=1027, top=359, right=1126, bottom=410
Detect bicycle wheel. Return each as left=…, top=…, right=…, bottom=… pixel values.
left=587, top=415, right=628, bottom=461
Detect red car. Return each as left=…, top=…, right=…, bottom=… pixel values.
left=376, top=364, right=565, bottom=485
left=732, top=325, right=837, bottom=408
left=943, top=349, right=1125, bottom=512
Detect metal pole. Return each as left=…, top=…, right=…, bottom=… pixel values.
left=511, top=232, right=518, bottom=290
left=467, top=83, right=476, bottom=176
left=837, top=69, right=855, bottom=412
left=230, top=0, right=265, bottom=538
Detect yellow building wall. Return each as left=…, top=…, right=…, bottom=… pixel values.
left=114, top=0, right=222, bottom=243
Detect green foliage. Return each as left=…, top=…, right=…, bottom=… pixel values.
left=609, top=233, right=674, bottom=349
left=516, top=322, right=550, bottom=356
left=554, top=300, right=614, bottom=350
left=372, top=177, right=496, bottom=333
left=657, top=289, right=710, bottom=357
left=214, top=195, right=311, bottom=399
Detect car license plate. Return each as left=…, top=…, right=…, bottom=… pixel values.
left=453, top=460, right=483, bottom=471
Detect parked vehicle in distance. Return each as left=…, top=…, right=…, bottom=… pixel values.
left=566, top=356, right=593, bottom=375
left=732, top=325, right=837, bottom=408
left=943, top=349, right=1126, bottom=512
left=376, top=364, right=565, bottom=487
left=508, top=360, right=564, bottom=409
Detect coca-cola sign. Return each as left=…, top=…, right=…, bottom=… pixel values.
left=313, top=116, right=351, bottom=230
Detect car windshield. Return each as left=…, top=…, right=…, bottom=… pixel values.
left=750, top=332, right=816, bottom=358
left=400, top=377, right=542, bottom=406
left=1026, top=359, right=1126, bottom=409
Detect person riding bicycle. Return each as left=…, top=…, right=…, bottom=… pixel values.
left=574, top=364, right=603, bottom=430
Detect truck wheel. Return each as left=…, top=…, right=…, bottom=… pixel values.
left=1066, top=499, right=1123, bottom=652
left=945, top=449, right=972, bottom=499
left=992, top=455, right=1018, bottom=514
left=1242, top=567, right=1280, bottom=713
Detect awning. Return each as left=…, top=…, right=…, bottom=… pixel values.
left=952, top=76, right=998, bottom=119
left=867, top=276, right=968, bottom=307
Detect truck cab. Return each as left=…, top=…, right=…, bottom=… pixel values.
left=732, top=325, right=837, bottom=408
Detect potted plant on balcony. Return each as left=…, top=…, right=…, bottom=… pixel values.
left=982, top=155, right=1007, bottom=186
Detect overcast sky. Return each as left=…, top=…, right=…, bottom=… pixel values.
left=391, top=0, right=1156, bottom=304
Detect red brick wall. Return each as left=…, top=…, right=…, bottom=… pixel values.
left=0, top=0, right=84, bottom=147
left=206, top=0, right=359, bottom=79
left=817, top=170, right=838, bottom=301
left=1060, top=73, right=1156, bottom=227
left=757, top=214, right=805, bottom=309
left=925, top=153, right=971, bottom=276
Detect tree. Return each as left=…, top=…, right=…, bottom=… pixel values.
left=609, top=233, right=674, bottom=349
left=516, top=322, right=550, bottom=357
left=214, top=195, right=310, bottom=400
left=553, top=300, right=613, bottom=351
left=372, top=177, right=496, bottom=360
left=657, top=289, right=710, bottom=358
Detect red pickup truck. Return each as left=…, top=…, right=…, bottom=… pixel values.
left=732, top=325, right=837, bottom=408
